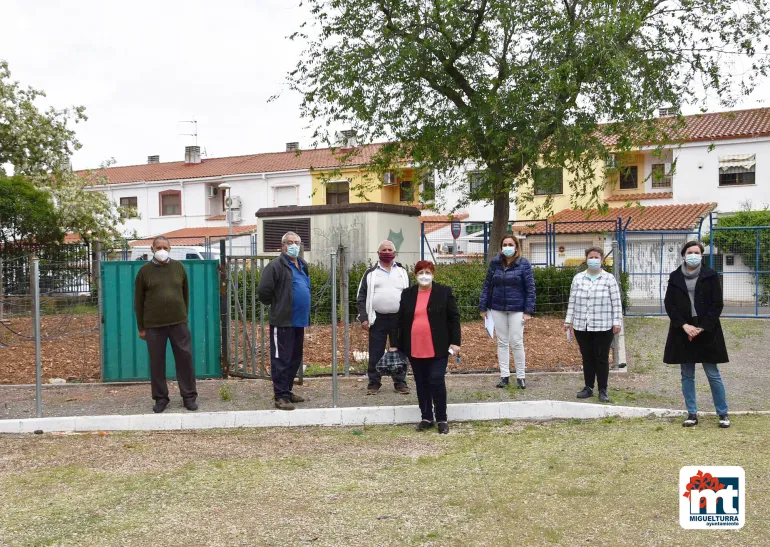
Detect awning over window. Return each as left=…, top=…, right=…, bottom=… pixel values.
left=719, top=154, right=756, bottom=171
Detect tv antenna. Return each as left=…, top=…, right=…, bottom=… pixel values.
left=179, top=119, right=198, bottom=146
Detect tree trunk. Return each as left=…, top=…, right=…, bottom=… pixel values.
left=489, top=193, right=510, bottom=261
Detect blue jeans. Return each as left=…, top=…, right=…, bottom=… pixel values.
left=680, top=363, right=728, bottom=415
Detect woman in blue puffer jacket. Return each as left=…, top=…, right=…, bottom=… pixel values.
left=479, top=233, right=536, bottom=389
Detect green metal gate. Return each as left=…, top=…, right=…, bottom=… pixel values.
left=101, top=260, right=221, bottom=382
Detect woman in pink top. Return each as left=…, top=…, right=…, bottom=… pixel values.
left=394, top=261, right=461, bottom=434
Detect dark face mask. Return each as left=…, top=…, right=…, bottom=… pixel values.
left=379, top=251, right=395, bottom=264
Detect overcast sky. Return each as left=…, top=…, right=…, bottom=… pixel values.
left=2, top=0, right=769, bottom=171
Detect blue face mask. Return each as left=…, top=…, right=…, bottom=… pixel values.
left=586, top=258, right=602, bottom=271
left=502, top=246, right=516, bottom=257
left=286, top=244, right=300, bottom=258
left=685, top=254, right=702, bottom=267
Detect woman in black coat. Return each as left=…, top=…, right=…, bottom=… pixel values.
left=664, top=241, right=730, bottom=428
left=394, top=261, right=461, bottom=434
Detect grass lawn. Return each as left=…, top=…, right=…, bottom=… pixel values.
left=1, top=416, right=768, bottom=546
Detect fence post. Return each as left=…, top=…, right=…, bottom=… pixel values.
left=31, top=255, right=43, bottom=418
left=483, top=222, right=489, bottom=262
left=0, top=257, right=4, bottom=324
left=331, top=250, right=339, bottom=407
left=420, top=222, right=425, bottom=261
left=612, top=240, right=627, bottom=370
left=756, top=228, right=761, bottom=318
left=220, top=239, right=230, bottom=377
left=94, top=241, right=105, bottom=382
left=340, top=245, right=351, bottom=376
left=709, top=212, right=715, bottom=269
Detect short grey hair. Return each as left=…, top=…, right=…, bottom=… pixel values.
left=282, top=232, right=301, bottom=245
left=152, top=236, right=170, bottom=248
left=378, top=240, right=395, bottom=252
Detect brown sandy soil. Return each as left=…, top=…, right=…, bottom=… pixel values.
left=1, top=314, right=580, bottom=384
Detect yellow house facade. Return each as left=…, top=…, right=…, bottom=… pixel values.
left=516, top=150, right=674, bottom=220
left=310, top=165, right=422, bottom=207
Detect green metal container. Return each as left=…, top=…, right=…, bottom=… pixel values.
left=101, top=260, right=221, bottom=382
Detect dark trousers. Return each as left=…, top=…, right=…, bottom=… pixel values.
left=574, top=329, right=614, bottom=391
left=411, top=356, right=448, bottom=422
left=270, top=325, right=304, bottom=399
left=367, top=313, right=407, bottom=388
left=145, top=323, right=197, bottom=403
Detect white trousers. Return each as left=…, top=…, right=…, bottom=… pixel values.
left=490, top=310, right=526, bottom=379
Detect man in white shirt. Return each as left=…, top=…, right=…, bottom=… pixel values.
left=356, top=240, right=411, bottom=395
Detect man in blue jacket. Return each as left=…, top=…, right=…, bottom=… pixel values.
left=257, top=231, right=311, bottom=410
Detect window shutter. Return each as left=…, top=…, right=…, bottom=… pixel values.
left=263, top=218, right=311, bottom=251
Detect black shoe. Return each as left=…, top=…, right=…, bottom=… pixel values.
left=184, top=399, right=198, bottom=411
left=437, top=422, right=449, bottom=435
left=153, top=399, right=169, bottom=413
left=516, top=378, right=526, bottom=390
left=415, top=420, right=435, bottom=432
left=682, top=413, right=698, bottom=427
left=598, top=390, right=611, bottom=403
left=576, top=387, right=593, bottom=399
left=496, top=377, right=509, bottom=388
left=274, top=398, right=295, bottom=411
left=719, top=414, right=731, bottom=428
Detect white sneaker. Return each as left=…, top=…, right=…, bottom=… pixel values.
left=719, top=414, right=731, bottom=428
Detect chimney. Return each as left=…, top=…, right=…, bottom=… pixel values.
left=286, top=142, right=300, bottom=152
left=185, top=146, right=201, bottom=164
left=147, top=155, right=160, bottom=164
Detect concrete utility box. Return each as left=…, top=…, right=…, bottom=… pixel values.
left=255, top=203, right=421, bottom=265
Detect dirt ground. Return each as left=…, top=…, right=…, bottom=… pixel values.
left=0, top=315, right=582, bottom=384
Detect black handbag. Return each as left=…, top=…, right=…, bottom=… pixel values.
left=375, top=350, right=409, bottom=377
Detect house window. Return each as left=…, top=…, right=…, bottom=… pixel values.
left=533, top=168, right=563, bottom=195
left=719, top=154, right=756, bottom=186
left=651, top=164, right=672, bottom=188
left=399, top=181, right=413, bottom=202
left=263, top=218, right=311, bottom=252
left=326, top=181, right=350, bottom=205
left=119, top=196, right=138, bottom=219
left=159, top=190, right=182, bottom=216
left=619, top=166, right=638, bottom=189
left=274, top=186, right=297, bottom=207
left=468, top=170, right=488, bottom=197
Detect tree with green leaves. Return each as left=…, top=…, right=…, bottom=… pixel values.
left=286, top=0, right=770, bottom=249
left=1, top=60, right=129, bottom=243
left=0, top=174, right=63, bottom=245
left=0, top=60, right=86, bottom=177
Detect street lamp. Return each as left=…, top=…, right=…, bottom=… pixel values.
left=218, top=183, right=233, bottom=258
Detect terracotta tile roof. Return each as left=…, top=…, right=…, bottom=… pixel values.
left=420, top=213, right=471, bottom=234
left=515, top=203, right=716, bottom=235
left=82, top=144, right=388, bottom=185
left=599, top=108, right=770, bottom=147
left=130, top=225, right=256, bottom=247
left=605, top=192, right=673, bottom=202
left=205, top=215, right=226, bottom=221
left=63, top=233, right=83, bottom=243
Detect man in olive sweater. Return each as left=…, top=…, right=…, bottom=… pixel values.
left=134, top=236, right=198, bottom=413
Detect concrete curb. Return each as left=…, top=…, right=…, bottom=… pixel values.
left=0, top=400, right=691, bottom=434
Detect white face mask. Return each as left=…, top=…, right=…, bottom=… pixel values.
left=417, top=273, right=433, bottom=286
left=154, top=249, right=169, bottom=262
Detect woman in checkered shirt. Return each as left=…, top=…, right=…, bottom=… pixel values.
left=564, top=247, right=623, bottom=403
